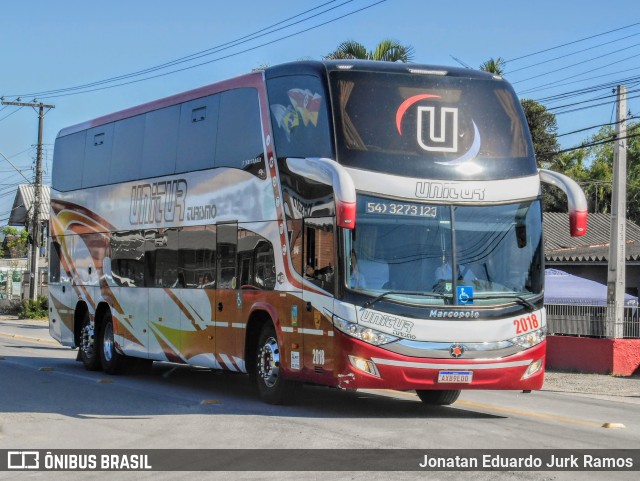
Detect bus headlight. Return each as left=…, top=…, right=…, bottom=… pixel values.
left=509, top=327, right=547, bottom=349
left=332, top=315, right=399, bottom=346
left=522, top=358, right=544, bottom=379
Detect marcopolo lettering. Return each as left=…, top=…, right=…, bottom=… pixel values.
left=361, top=311, right=414, bottom=334
left=130, top=179, right=187, bottom=225
left=429, top=310, right=480, bottom=319
left=415, top=181, right=485, bottom=201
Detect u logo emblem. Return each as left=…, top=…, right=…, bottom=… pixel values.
left=417, top=106, right=459, bottom=153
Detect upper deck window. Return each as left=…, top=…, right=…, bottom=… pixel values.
left=267, top=75, right=332, bottom=160
left=329, top=71, right=536, bottom=181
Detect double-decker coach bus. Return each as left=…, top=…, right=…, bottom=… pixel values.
left=49, top=60, right=587, bottom=405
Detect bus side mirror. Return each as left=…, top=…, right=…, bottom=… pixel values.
left=539, top=169, right=588, bottom=237
left=336, top=200, right=356, bottom=229
left=287, top=157, right=357, bottom=230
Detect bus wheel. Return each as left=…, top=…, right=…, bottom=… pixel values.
left=256, top=323, right=296, bottom=405
left=79, top=310, right=101, bottom=371
left=99, top=313, right=128, bottom=374
left=416, top=389, right=461, bottom=406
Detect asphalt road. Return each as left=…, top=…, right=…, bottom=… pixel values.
left=1, top=318, right=639, bottom=481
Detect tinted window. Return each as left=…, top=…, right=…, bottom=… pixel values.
left=267, top=75, right=332, bottom=159
left=177, top=95, right=220, bottom=173
left=145, top=228, right=179, bottom=288
left=83, top=124, right=114, bottom=188
left=179, top=226, right=216, bottom=288
left=142, top=105, right=180, bottom=178
left=238, top=228, right=276, bottom=290
left=49, top=239, right=62, bottom=283
left=110, top=115, right=145, bottom=183
left=52, top=132, right=85, bottom=192
left=217, top=223, right=237, bottom=289
left=110, top=231, right=145, bottom=287
left=304, top=217, right=334, bottom=292
left=287, top=219, right=303, bottom=277
left=330, top=71, right=536, bottom=181
left=215, top=89, right=264, bottom=176
left=254, top=242, right=276, bottom=290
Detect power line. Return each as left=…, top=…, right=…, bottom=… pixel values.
left=511, top=42, right=640, bottom=85
left=4, top=0, right=370, bottom=99
left=534, top=74, right=640, bottom=103
left=0, top=106, right=23, bottom=123
left=521, top=66, right=640, bottom=96
left=506, top=31, right=640, bottom=75
left=3, top=0, right=350, bottom=98
left=546, top=86, right=640, bottom=112
left=505, top=22, right=640, bottom=63
left=553, top=92, right=640, bottom=116
left=539, top=132, right=640, bottom=160
left=556, top=115, right=640, bottom=138
left=0, top=150, right=31, bottom=183
left=517, top=52, right=640, bottom=94
left=10, top=0, right=353, bottom=97
left=32, top=1, right=387, bottom=100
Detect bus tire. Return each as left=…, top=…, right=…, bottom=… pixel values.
left=99, top=312, right=128, bottom=374
left=79, top=309, right=101, bottom=371
left=256, top=323, right=296, bottom=405
left=416, top=389, right=461, bottom=406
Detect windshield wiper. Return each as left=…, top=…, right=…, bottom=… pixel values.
left=467, top=293, right=538, bottom=311
left=362, top=290, right=448, bottom=309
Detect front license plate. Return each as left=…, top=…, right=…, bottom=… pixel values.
left=438, top=371, right=473, bottom=383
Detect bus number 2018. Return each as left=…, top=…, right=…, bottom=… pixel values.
left=312, top=349, right=325, bottom=366
left=514, top=314, right=539, bottom=334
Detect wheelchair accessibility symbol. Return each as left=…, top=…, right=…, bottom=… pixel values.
left=457, top=286, right=473, bottom=305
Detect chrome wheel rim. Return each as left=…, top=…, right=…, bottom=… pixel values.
left=103, top=322, right=113, bottom=362
left=81, top=321, right=95, bottom=357
left=258, top=336, right=280, bottom=388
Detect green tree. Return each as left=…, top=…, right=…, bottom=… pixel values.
left=520, top=99, right=560, bottom=167
left=517, top=99, right=570, bottom=212
left=579, top=122, right=640, bottom=223
left=1, top=226, right=28, bottom=258
left=479, top=57, right=505, bottom=76
left=324, top=39, right=415, bottom=62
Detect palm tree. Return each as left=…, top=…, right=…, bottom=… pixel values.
left=479, top=57, right=505, bottom=76
left=324, top=39, right=415, bottom=63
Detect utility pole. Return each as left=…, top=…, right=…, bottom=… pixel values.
left=606, top=85, right=627, bottom=339
left=1, top=100, right=55, bottom=300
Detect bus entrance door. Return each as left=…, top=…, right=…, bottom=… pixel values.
left=215, top=222, right=244, bottom=372
left=301, top=217, right=335, bottom=383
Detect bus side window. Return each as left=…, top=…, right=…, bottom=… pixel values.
left=147, top=228, right=179, bottom=288
left=287, top=219, right=303, bottom=277
left=49, top=239, right=62, bottom=284
left=110, top=230, right=145, bottom=287
left=303, top=217, right=335, bottom=292
left=179, top=226, right=216, bottom=288
left=217, top=223, right=238, bottom=290
left=254, top=242, right=276, bottom=290
left=237, top=228, right=276, bottom=290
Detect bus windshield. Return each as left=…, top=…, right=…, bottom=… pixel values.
left=330, top=70, right=536, bottom=181
left=345, top=197, right=543, bottom=307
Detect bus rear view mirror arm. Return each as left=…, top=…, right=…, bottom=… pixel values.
left=539, top=169, right=588, bottom=237
left=286, top=157, right=357, bottom=229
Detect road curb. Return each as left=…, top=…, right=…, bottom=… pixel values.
left=0, top=331, right=58, bottom=345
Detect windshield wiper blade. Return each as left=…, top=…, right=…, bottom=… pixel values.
left=468, top=293, right=537, bottom=311
left=363, top=290, right=448, bottom=309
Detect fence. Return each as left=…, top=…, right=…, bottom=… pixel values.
left=545, top=303, right=640, bottom=339
left=0, top=267, right=25, bottom=300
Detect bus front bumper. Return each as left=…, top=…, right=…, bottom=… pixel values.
left=334, top=332, right=546, bottom=391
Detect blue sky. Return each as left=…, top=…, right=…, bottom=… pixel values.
left=1, top=0, right=639, bottom=226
